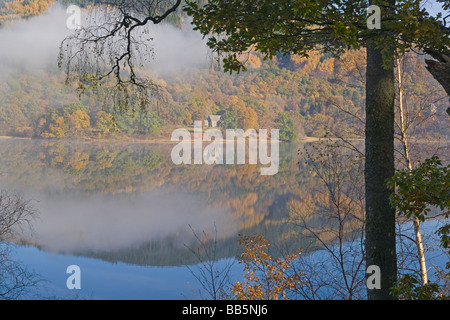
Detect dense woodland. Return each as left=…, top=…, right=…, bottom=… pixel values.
left=0, top=1, right=448, bottom=141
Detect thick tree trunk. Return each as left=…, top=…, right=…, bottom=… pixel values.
left=365, top=40, right=397, bottom=299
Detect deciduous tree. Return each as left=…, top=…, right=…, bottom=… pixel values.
left=57, top=0, right=450, bottom=299
left=184, top=0, right=449, bottom=299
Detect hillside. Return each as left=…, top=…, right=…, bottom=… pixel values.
left=0, top=0, right=54, bottom=24
left=0, top=1, right=448, bottom=142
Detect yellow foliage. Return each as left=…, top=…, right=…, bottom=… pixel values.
left=247, top=53, right=262, bottom=69
left=237, top=105, right=258, bottom=130
left=231, top=234, right=305, bottom=300
left=318, top=58, right=334, bottom=74
left=43, top=116, right=67, bottom=138
left=334, top=49, right=366, bottom=76
left=289, top=54, right=307, bottom=66
left=69, top=110, right=90, bottom=130
left=68, top=152, right=89, bottom=170
left=0, top=0, right=55, bottom=23
left=225, top=95, right=246, bottom=110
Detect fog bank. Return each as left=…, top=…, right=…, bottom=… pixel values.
left=0, top=4, right=211, bottom=79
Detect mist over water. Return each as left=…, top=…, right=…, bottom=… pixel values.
left=0, top=5, right=218, bottom=254
left=20, top=189, right=235, bottom=254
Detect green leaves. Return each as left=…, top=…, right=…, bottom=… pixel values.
left=184, top=0, right=450, bottom=74
left=387, top=156, right=449, bottom=221
left=275, top=111, right=297, bottom=142
left=391, top=272, right=445, bottom=300
left=387, top=156, right=450, bottom=271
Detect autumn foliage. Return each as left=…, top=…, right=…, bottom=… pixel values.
left=232, top=234, right=305, bottom=300
left=0, top=0, right=54, bottom=24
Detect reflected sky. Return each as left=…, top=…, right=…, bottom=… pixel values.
left=12, top=244, right=241, bottom=300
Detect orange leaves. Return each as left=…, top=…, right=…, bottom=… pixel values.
left=0, top=0, right=54, bottom=21
left=41, top=109, right=91, bottom=138
left=231, top=234, right=305, bottom=300
left=68, top=110, right=90, bottom=131
left=237, top=105, right=258, bottom=130
left=43, top=116, right=67, bottom=138
left=67, top=152, right=89, bottom=171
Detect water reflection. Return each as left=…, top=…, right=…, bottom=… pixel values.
left=2, top=138, right=448, bottom=299
left=0, top=138, right=307, bottom=266
left=25, top=191, right=234, bottom=253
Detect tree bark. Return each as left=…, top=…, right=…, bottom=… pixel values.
left=365, top=40, right=397, bottom=299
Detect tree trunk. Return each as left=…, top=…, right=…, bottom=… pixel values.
left=413, top=217, right=427, bottom=284
left=365, top=34, right=397, bottom=299
left=396, top=58, right=428, bottom=285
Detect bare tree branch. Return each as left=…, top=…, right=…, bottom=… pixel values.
left=58, top=0, right=182, bottom=111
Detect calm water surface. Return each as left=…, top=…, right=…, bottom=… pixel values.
left=0, top=138, right=305, bottom=299
left=1, top=138, right=447, bottom=299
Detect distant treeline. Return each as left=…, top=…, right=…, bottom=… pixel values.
left=0, top=0, right=448, bottom=142
left=1, top=49, right=448, bottom=141
left=0, top=0, right=55, bottom=24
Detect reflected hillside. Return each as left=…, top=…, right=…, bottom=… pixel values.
left=0, top=138, right=325, bottom=266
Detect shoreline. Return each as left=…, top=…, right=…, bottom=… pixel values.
left=1, top=135, right=447, bottom=144
left=0, top=135, right=324, bottom=144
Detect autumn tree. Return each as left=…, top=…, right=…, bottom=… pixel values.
left=41, top=116, right=67, bottom=138
left=68, top=109, right=91, bottom=136
left=218, top=96, right=253, bottom=130
left=184, top=0, right=450, bottom=300
left=0, top=0, right=54, bottom=24
left=231, top=234, right=305, bottom=300
left=57, top=0, right=450, bottom=300
left=237, top=105, right=258, bottom=130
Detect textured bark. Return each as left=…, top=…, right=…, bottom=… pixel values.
left=365, top=41, right=397, bottom=299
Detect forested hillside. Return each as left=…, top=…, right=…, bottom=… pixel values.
left=0, top=0, right=448, bottom=141
left=0, top=0, right=54, bottom=24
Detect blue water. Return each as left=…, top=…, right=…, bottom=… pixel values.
left=8, top=217, right=450, bottom=300
left=11, top=244, right=239, bottom=300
